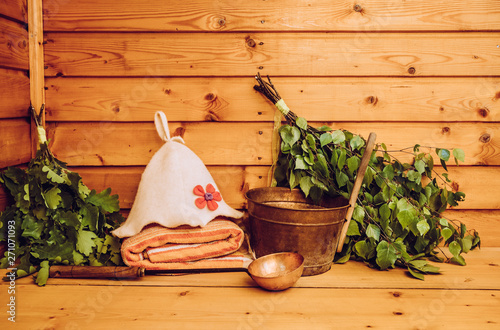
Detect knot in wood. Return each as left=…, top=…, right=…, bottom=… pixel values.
left=353, top=4, right=363, bottom=12
left=247, top=39, right=256, bottom=47
left=479, top=133, right=491, bottom=143
left=478, top=108, right=489, bottom=118
left=217, top=18, right=226, bottom=27
left=441, top=127, right=450, bottom=134
left=408, top=67, right=416, bottom=75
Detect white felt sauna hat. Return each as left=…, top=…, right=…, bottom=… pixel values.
left=112, top=111, right=243, bottom=238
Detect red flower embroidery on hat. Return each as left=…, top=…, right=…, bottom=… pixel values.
left=193, top=184, right=222, bottom=211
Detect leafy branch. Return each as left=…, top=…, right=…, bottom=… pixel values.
left=0, top=105, right=125, bottom=285
left=254, top=74, right=480, bottom=280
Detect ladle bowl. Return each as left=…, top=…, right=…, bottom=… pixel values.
left=247, top=252, right=304, bottom=291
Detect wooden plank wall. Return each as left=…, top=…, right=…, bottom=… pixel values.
left=0, top=0, right=30, bottom=210
left=40, top=0, right=500, bottom=245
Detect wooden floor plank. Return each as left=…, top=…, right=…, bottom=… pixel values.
left=2, top=283, right=499, bottom=329
left=44, top=77, right=500, bottom=123
left=5, top=248, right=499, bottom=289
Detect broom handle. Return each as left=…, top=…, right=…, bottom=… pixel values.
left=337, top=132, right=377, bottom=253
left=49, top=266, right=145, bottom=279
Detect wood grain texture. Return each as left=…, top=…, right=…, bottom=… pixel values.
left=2, top=276, right=499, bottom=329
left=45, top=76, right=500, bottom=123
left=45, top=122, right=500, bottom=166
left=0, top=17, right=28, bottom=70
left=0, top=118, right=31, bottom=168
left=42, top=0, right=500, bottom=32
left=43, top=32, right=500, bottom=77
left=0, top=67, right=29, bottom=118
left=68, top=164, right=500, bottom=211
left=28, top=0, right=45, bottom=117
left=0, top=0, right=27, bottom=23
left=8, top=247, right=498, bottom=289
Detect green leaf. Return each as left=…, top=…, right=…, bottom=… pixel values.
left=346, top=220, right=360, bottom=236
left=453, top=148, right=465, bottom=163
left=439, top=218, right=449, bottom=227
left=416, top=219, right=430, bottom=236
left=315, top=125, right=330, bottom=131
left=314, top=154, right=330, bottom=178
left=397, top=210, right=416, bottom=229
left=335, top=171, right=349, bottom=188
left=379, top=204, right=391, bottom=221
left=461, top=235, right=473, bottom=253
left=44, top=187, right=62, bottom=209
left=408, top=267, right=425, bottom=280
left=280, top=125, right=301, bottom=146
left=436, top=148, right=450, bottom=161
left=86, top=188, right=120, bottom=213
left=354, top=240, right=375, bottom=260
left=295, top=156, right=308, bottom=170
left=35, top=260, right=50, bottom=286
left=352, top=205, right=365, bottom=223
left=299, top=176, right=314, bottom=197
left=382, top=164, right=395, bottom=181
left=347, top=156, right=360, bottom=176
left=331, top=130, right=346, bottom=144
left=376, top=241, right=398, bottom=270
left=350, top=135, right=365, bottom=150
left=407, top=170, right=421, bottom=184
left=448, top=240, right=462, bottom=258
left=366, top=224, right=381, bottom=241
left=80, top=204, right=99, bottom=231
left=21, top=215, right=44, bottom=240
left=414, top=159, right=426, bottom=174
left=337, top=149, right=347, bottom=169
left=441, top=227, right=453, bottom=241
left=296, top=117, right=308, bottom=130
left=76, top=230, right=98, bottom=256
left=72, top=251, right=85, bottom=265
left=57, top=210, right=81, bottom=230
left=42, top=165, right=67, bottom=184
left=320, top=133, right=333, bottom=147
left=451, top=255, right=466, bottom=266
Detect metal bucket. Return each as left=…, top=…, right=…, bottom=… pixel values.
left=245, top=187, right=349, bottom=276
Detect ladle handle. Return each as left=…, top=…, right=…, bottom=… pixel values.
left=49, top=265, right=248, bottom=279
left=49, top=266, right=145, bottom=279
left=337, top=132, right=377, bottom=253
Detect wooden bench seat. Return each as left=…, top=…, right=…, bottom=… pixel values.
left=2, top=247, right=498, bottom=329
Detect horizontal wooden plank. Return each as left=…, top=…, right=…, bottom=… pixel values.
left=45, top=122, right=500, bottom=166
left=71, top=164, right=500, bottom=211
left=44, top=32, right=500, bottom=77
left=3, top=282, right=499, bottom=329
left=42, top=0, right=500, bottom=32
left=0, top=67, right=29, bottom=118
left=9, top=247, right=498, bottom=289
left=45, top=76, right=500, bottom=123
left=0, top=0, right=27, bottom=23
left=0, top=118, right=31, bottom=168
left=0, top=16, right=28, bottom=70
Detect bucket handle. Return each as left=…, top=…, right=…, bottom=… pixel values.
left=336, top=132, right=377, bottom=253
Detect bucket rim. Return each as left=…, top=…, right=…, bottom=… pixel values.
left=245, top=187, right=350, bottom=212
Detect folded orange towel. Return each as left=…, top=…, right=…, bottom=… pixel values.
left=121, top=219, right=252, bottom=270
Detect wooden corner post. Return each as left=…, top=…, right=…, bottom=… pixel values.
left=28, top=0, right=45, bottom=154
